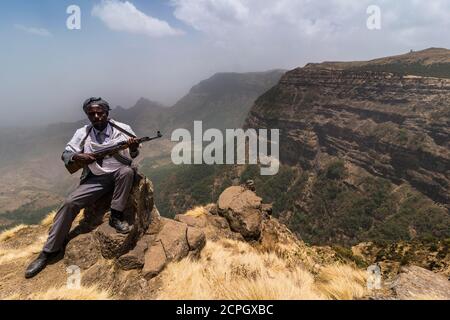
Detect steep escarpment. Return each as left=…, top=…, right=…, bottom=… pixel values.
left=246, top=68, right=450, bottom=208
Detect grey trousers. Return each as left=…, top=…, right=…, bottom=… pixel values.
left=43, top=166, right=135, bottom=253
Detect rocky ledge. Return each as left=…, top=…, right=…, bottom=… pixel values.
left=61, top=174, right=317, bottom=294
left=64, top=172, right=206, bottom=280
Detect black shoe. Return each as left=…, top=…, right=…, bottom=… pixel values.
left=24, top=251, right=55, bottom=279
left=109, top=212, right=132, bottom=234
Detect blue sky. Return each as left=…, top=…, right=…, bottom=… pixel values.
left=1, top=0, right=450, bottom=126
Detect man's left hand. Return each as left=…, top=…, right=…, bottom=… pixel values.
left=128, top=138, right=140, bottom=152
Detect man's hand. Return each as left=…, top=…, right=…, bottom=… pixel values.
left=73, top=153, right=96, bottom=164
left=128, top=138, right=140, bottom=152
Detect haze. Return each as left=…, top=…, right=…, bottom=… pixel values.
left=1, top=0, right=450, bottom=126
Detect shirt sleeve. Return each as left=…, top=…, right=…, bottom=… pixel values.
left=61, top=150, right=76, bottom=165
left=66, top=128, right=85, bottom=153
left=61, top=128, right=85, bottom=165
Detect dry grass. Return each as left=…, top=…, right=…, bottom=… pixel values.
left=0, top=225, right=28, bottom=242
left=157, top=239, right=367, bottom=300
left=41, top=209, right=85, bottom=228
left=184, top=206, right=208, bottom=218
left=0, top=235, right=47, bottom=264
left=316, top=264, right=368, bottom=300
left=40, top=211, right=57, bottom=227
left=0, top=208, right=86, bottom=266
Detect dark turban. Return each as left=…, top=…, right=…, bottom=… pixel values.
left=82, top=97, right=111, bottom=114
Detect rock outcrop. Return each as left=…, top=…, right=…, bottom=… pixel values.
left=64, top=171, right=206, bottom=282
left=60, top=178, right=325, bottom=296
left=217, top=186, right=267, bottom=240
left=175, top=186, right=322, bottom=272
left=245, top=66, right=450, bottom=208
left=389, top=266, right=450, bottom=300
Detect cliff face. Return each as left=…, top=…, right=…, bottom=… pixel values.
left=245, top=67, right=450, bottom=208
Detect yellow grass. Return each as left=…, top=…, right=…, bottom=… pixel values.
left=315, top=264, right=368, bottom=300
left=0, top=225, right=28, bottom=242
left=40, top=211, right=57, bottom=227
left=41, top=208, right=85, bottom=228
left=157, top=239, right=367, bottom=300
left=0, top=235, right=47, bottom=264
left=184, top=206, right=207, bottom=218
left=26, top=286, right=111, bottom=300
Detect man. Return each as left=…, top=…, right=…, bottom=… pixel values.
left=25, top=97, right=140, bottom=279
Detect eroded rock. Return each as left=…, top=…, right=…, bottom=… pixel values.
left=187, top=227, right=206, bottom=251
left=117, top=235, right=153, bottom=270
left=64, top=233, right=100, bottom=270
left=142, top=241, right=167, bottom=280
left=174, top=214, right=208, bottom=228
left=390, top=266, right=450, bottom=300
left=156, top=218, right=189, bottom=262
left=218, top=186, right=264, bottom=240
left=62, top=171, right=207, bottom=281
left=92, top=172, right=155, bottom=259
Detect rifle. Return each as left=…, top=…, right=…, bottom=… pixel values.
left=65, top=131, right=163, bottom=174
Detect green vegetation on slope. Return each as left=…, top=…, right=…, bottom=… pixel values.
left=0, top=205, right=58, bottom=231
left=289, top=161, right=450, bottom=246
left=143, top=159, right=450, bottom=247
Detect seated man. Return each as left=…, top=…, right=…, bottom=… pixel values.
left=25, top=97, right=140, bottom=279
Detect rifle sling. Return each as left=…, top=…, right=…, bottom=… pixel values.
left=108, top=121, right=137, bottom=138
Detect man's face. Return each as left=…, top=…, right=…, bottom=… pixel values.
left=86, top=106, right=108, bottom=130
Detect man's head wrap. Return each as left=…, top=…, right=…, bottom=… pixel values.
left=82, top=97, right=111, bottom=114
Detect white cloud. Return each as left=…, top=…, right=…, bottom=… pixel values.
left=171, top=0, right=450, bottom=38
left=14, top=24, right=52, bottom=37
left=92, top=0, right=184, bottom=37
left=172, top=0, right=363, bottom=36
left=171, top=0, right=450, bottom=65
left=172, top=0, right=249, bottom=34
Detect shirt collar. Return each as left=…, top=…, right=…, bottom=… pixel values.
left=92, top=123, right=111, bottom=137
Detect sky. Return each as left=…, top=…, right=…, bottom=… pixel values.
left=1, top=0, right=450, bottom=126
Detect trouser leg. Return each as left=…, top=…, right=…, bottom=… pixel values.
left=111, top=166, right=135, bottom=212
left=43, top=174, right=113, bottom=253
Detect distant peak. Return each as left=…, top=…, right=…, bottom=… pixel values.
left=133, top=97, right=166, bottom=109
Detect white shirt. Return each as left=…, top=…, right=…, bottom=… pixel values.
left=65, top=119, right=138, bottom=176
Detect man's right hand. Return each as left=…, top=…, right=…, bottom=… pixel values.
left=73, top=153, right=96, bottom=164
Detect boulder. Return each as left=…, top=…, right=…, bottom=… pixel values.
left=187, top=227, right=206, bottom=251
left=218, top=186, right=264, bottom=240
left=390, top=266, right=450, bottom=300
left=174, top=213, right=208, bottom=228
left=146, top=207, right=162, bottom=235
left=117, top=235, right=153, bottom=270
left=175, top=210, right=244, bottom=242
left=64, top=233, right=100, bottom=270
left=156, top=218, right=190, bottom=262
left=62, top=170, right=207, bottom=281
left=95, top=223, right=129, bottom=259
left=142, top=241, right=167, bottom=280
left=92, top=172, right=156, bottom=259
left=141, top=219, right=207, bottom=279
